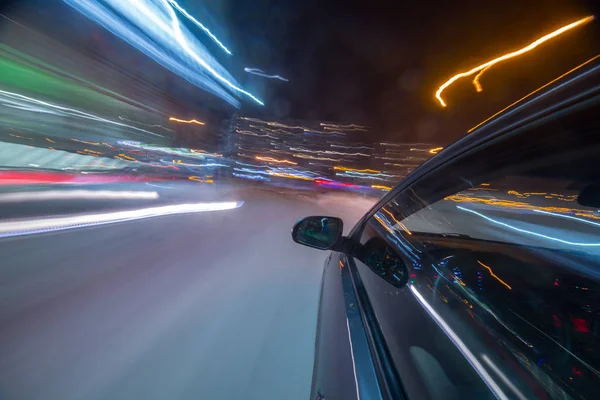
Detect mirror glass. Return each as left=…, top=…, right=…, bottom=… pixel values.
left=293, top=216, right=343, bottom=249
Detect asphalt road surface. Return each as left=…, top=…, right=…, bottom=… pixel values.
left=0, top=183, right=376, bottom=400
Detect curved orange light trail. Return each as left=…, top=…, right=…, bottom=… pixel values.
left=435, top=15, right=594, bottom=107
left=477, top=261, right=512, bottom=290
left=468, top=54, right=600, bottom=133
left=169, top=117, right=205, bottom=125
left=429, top=147, right=444, bottom=154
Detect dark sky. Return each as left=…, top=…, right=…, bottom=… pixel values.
left=1, top=0, right=599, bottom=145
left=221, top=0, right=600, bottom=143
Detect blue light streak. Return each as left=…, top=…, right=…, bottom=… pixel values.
left=533, top=209, right=600, bottom=228
left=64, top=0, right=263, bottom=107
left=166, top=0, right=232, bottom=55
left=458, top=205, right=600, bottom=246
left=244, top=68, right=289, bottom=82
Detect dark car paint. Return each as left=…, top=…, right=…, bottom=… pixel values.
left=307, top=62, right=600, bottom=399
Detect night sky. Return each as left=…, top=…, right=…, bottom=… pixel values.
left=223, top=0, right=600, bottom=143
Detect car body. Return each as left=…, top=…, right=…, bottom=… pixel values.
left=293, top=61, right=600, bottom=399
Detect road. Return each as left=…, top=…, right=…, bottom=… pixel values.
left=0, top=183, right=376, bottom=400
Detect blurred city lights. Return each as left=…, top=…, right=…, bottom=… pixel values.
left=435, top=15, right=594, bottom=107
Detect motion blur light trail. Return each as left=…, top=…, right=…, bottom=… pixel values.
left=166, top=0, right=232, bottom=55
left=0, top=89, right=163, bottom=137
left=64, top=0, right=262, bottom=107
left=169, top=117, right=205, bottom=125
left=0, top=201, right=243, bottom=239
left=457, top=205, right=600, bottom=247
left=0, top=190, right=159, bottom=202
left=468, top=54, right=600, bottom=133
left=244, top=68, right=289, bottom=82
left=435, top=15, right=594, bottom=107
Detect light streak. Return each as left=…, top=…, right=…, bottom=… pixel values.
left=169, top=117, right=205, bottom=125
left=533, top=209, right=600, bottom=227
left=0, top=190, right=159, bottom=203
left=166, top=0, right=232, bottom=55
left=371, top=185, right=392, bottom=191
left=244, top=68, right=289, bottom=82
left=292, top=154, right=339, bottom=162
left=320, top=123, right=368, bottom=131
left=330, top=144, right=373, bottom=150
left=188, top=176, right=214, bottom=183
left=468, top=54, right=600, bottom=132
left=118, top=116, right=174, bottom=131
left=336, top=173, right=387, bottom=181
left=334, top=166, right=380, bottom=173
left=429, top=147, right=444, bottom=154
left=0, top=201, right=244, bottom=238
left=435, top=16, right=594, bottom=107
left=480, top=355, right=528, bottom=400
left=64, top=0, right=261, bottom=106
left=381, top=208, right=412, bottom=235
left=159, top=0, right=263, bottom=105
left=477, top=260, right=512, bottom=289
left=45, top=138, right=55, bottom=143
left=0, top=89, right=163, bottom=137
left=255, top=156, right=297, bottom=165
left=233, top=172, right=270, bottom=181
left=410, top=285, right=508, bottom=399
left=268, top=171, right=313, bottom=181
left=458, top=205, right=600, bottom=246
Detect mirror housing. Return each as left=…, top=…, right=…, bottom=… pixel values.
left=292, top=216, right=344, bottom=250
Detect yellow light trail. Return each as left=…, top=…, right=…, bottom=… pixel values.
left=255, top=156, right=297, bottom=165
left=429, top=147, right=444, bottom=154
left=372, top=184, right=392, bottom=190
left=169, top=117, right=205, bottom=125
left=435, top=15, right=594, bottom=107
left=477, top=260, right=512, bottom=290
left=335, top=166, right=381, bottom=173
left=45, top=138, right=55, bottom=143
left=381, top=208, right=412, bottom=235
left=468, top=54, right=600, bottom=132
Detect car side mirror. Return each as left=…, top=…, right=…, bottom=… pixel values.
left=292, top=216, right=344, bottom=250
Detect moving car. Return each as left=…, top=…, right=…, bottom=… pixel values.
left=292, top=62, right=600, bottom=399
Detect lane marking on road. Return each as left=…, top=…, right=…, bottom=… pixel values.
left=0, top=201, right=244, bottom=238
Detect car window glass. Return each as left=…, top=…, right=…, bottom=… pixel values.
left=352, top=111, right=600, bottom=399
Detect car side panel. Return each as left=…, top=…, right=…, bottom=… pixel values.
left=310, top=252, right=358, bottom=400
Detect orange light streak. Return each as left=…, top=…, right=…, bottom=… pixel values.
left=435, top=16, right=594, bottom=107
left=468, top=54, right=600, bottom=132
left=429, top=147, right=444, bottom=154
left=477, top=261, right=512, bottom=290
left=169, top=117, right=205, bottom=125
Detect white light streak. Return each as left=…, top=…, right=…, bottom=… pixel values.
left=0, top=201, right=243, bottom=238
left=166, top=0, right=232, bottom=55
left=458, top=205, right=600, bottom=246
left=0, top=190, right=159, bottom=203
left=244, top=68, right=289, bottom=82
left=410, top=285, right=508, bottom=399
